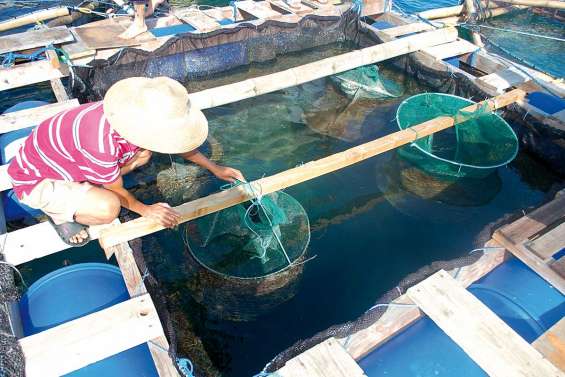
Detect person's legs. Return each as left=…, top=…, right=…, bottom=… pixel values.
left=119, top=1, right=148, bottom=39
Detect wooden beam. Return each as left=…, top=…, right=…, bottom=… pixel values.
left=188, top=27, right=459, bottom=110
left=98, top=88, right=525, bottom=249
left=0, top=99, right=78, bottom=134
left=19, top=294, right=163, bottom=377
left=533, top=317, right=565, bottom=372
left=0, top=26, right=74, bottom=55
left=419, top=5, right=465, bottom=19
left=341, top=242, right=508, bottom=359
left=0, top=8, right=70, bottom=33
left=174, top=9, right=222, bottom=32
left=407, top=270, right=563, bottom=377
left=477, top=67, right=531, bottom=94
left=277, top=338, right=367, bottom=377
left=493, top=230, right=565, bottom=294
left=495, top=0, right=565, bottom=9
left=235, top=1, right=282, bottom=19
left=422, top=39, right=480, bottom=60
left=268, top=0, right=314, bottom=15
left=0, top=59, right=68, bottom=92
left=381, top=22, right=434, bottom=38
left=111, top=242, right=181, bottom=377
left=526, top=222, right=565, bottom=261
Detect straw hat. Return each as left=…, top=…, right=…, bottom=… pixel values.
left=104, top=76, right=208, bottom=154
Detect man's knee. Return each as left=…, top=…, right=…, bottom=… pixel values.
left=98, top=192, right=121, bottom=222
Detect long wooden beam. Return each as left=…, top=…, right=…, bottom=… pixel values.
left=19, top=294, right=163, bottom=377
left=99, top=88, right=526, bottom=249
left=0, top=7, right=70, bottom=33
left=0, top=99, right=78, bottom=134
left=187, top=27, right=459, bottom=110
left=495, top=0, right=565, bottom=9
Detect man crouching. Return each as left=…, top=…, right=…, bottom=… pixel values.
left=8, top=76, right=244, bottom=246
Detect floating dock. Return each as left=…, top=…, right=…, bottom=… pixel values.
left=0, top=0, right=563, bottom=375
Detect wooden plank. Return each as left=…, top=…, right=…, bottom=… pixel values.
left=19, top=294, right=163, bottom=377
left=407, top=270, right=563, bottom=377
left=494, top=230, right=565, bottom=294
left=268, top=0, right=314, bottom=15
left=341, top=243, right=507, bottom=359
left=0, top=99, right=78, bottom=134
left=175, top=9, right=221, bottom=32
left=422, top=38, right=479, bottom=60
left=72, top=22, right=156, bottom=50
left=235, top=1, right=282, bottom=19
left=382, top=22, right=434, bottom=38
left=0, top=59, right=68, bottom=91
left=98, top=88, right=525, bottom=248
left=533, top=317, right=565, bottom=372
left=497, top=194, right=565, bottom=244
left=0, top=26, right=73, bottom=55
left=111, top=242, right=180, bottom=377
left=526, top=221, right=565, bottom=260
left=278, top=337, right=366, bottom=377
left=61, top=30, right=95, bottom=60
left=478, top=66, right=532, bottom=94
left=551, top=256, right=565, bottom=278
left=0, top=7, right=70, bottom=33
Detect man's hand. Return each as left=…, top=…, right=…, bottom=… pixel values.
left=140, top=203, right=180, bottom=228
left=212, top=165, right=245, bottom=183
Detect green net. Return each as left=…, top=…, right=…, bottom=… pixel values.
left=396, top=93, right=519, bottom=178
left=330, top=65, right=404, bottom=99
left=184, top=189, right=310, bottom=279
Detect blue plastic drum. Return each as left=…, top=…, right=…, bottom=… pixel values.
left=0, top=101, right=46, bottom=221
left=20, top=263, right=159, bottom=377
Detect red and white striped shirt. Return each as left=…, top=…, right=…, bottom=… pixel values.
left=8, top=101, right=140, bottom=199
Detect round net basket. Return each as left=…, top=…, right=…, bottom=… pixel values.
left=396, top=93, right=519, bottom=178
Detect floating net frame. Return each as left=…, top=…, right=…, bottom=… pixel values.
left=395, top=92, right=519, bottom=179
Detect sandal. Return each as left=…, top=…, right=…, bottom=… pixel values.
left=48, top=218, right=91, bottom=247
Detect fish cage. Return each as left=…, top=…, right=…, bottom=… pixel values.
left=183, top=190, right=310, bottom=321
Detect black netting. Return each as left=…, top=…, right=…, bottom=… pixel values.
left=71, top=8, right=362, bottom=102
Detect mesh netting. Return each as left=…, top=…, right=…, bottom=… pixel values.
left=184, top=190, right=310, bottom=279
left=396, top=93, right=519, bottom=178
left=330, top=64, right=404, bottom=99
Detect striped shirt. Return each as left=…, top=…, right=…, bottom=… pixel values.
left=8, top=101, right=140, bottom=199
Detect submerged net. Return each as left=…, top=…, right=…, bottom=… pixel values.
left=330, top=65, right=404, bottom=99
left=184, top=189, right=310, bottom=279
left=396, top=93, right=519, bottom=178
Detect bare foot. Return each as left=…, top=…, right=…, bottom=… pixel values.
left=69, top=229, right=89, bottom=245
left=119, top=22, right=148, bottom=39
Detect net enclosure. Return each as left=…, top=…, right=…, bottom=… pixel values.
left=183, top=189, right=310, bottom=320
left=330, top=65, right=404, bottom=99
left=396, top=93, right=519, bottom=178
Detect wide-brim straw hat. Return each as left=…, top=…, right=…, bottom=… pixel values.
left=104, top=76, right=208, bottom=154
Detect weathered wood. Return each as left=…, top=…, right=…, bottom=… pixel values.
left=341, top=243, right=507, bottom=359
left=496, top=0, right=565, bottom=9
left=268, top=0, right=314, bottom=15
left=423, top=39, right=480, bottom=60
left=61, top=29, right=96, bottom=60
left=72, top=22, right=155, bottom=50
left=533, top=317, right=565, bottom=372
left=407, top=270, right=563, bottom=377
left=0, top=59, right=68, bottom=92
left=19, top=294, right=163, bottom=377
left=278, top=338, right=366, bottom=377
left=111, top=242, right=181, bottom=377
left=419, top=5, right=465, bottom=19
left=361, top=0, right=387, bottom=16
left=493, top=231, right=565, bottom=294
left=235, top=0, right=282, bottom=19
left=0, top=8, right=70, bottom=33
left=175, top=9, right=222, bottom=32
left=526, top=222, right=565, bottom=261
left=188, top=27, right=459, bottom=110
left=381, top=22, right=434, bottom=38
left=0, top=99, right=78, bottom=134
left=0, top=26, right=74, bottom=55
left=478, top=67, right=531, bottom=94
left=551, top=256, right=565, bottom=278
left=496, top=194, right=565, bottom=244
left=99, top=89, right=525, bottom=248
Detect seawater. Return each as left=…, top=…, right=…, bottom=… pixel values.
left=1, top=2, right=562, bottom=377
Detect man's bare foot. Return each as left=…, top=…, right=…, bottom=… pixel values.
left=69, top=229, right=89, bottom=245
left=119, top=22, right=148, bottom=39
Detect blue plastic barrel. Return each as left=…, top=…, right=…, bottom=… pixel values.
left=0, top=101, right=46, bottom=221
left=20, top=263, right=159, bottom=377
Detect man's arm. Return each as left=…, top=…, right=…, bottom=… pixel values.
left=103, top=176, right=180, bottom=228
left=181, top=149, right=245, bottom=182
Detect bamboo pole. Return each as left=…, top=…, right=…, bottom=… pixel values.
left=418, top=2, right=507, bottom=19
left=98, top=88, right=527, bottom=249
left=0, top=7, right=70, bottom=33
left=188, top=27, right=458, bottom=110
left=495, top=0, right=565, bottom=9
